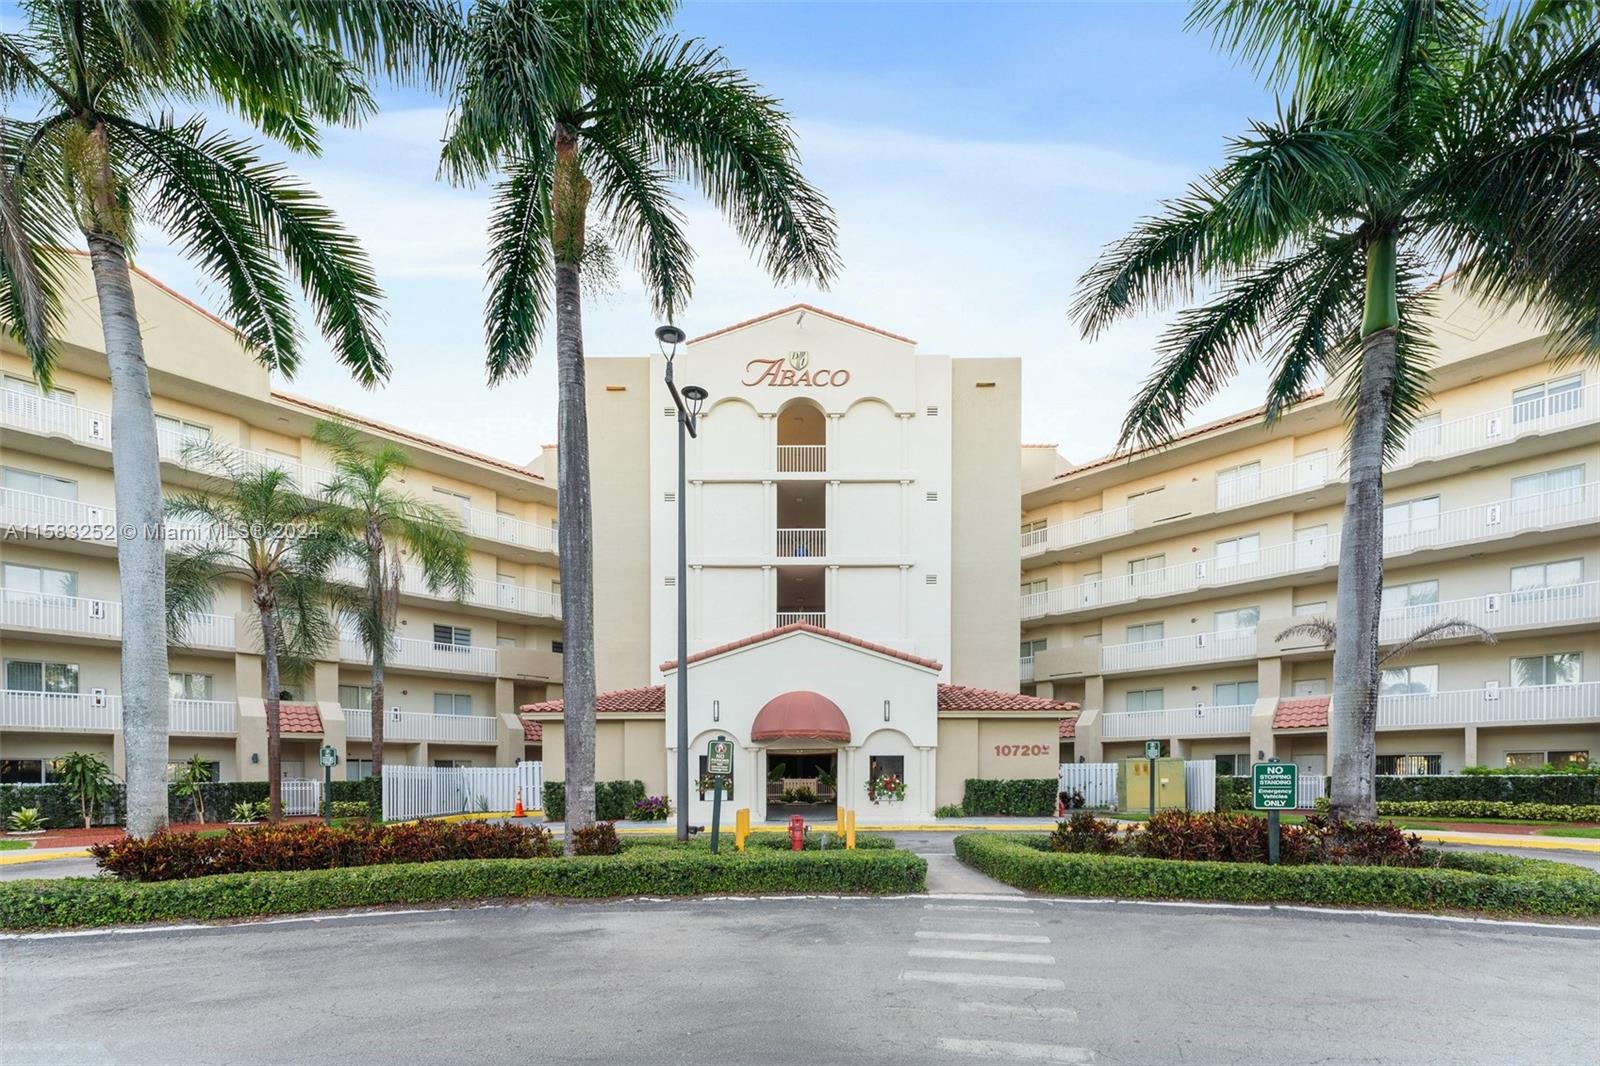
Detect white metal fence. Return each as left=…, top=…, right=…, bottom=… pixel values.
left=776, top=528, right=826, bottom=558
left=381, top=763, right=543, bottom=821
left=1184, top=759, right=1217, bottom=812
left=281, top=779, right=323, bottom=816
left=1059, top=763, right=1119, bottom=808
left=776, top=445, right=826, bottom=472
left=1297, top=775, right=1327, bottom=808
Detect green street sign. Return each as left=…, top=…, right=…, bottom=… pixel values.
left=319, top=745, right=339, bottom=768
left=1144, top=740, right=1162, bottom=760
left=1252, top=761, right=1297, bottom=810
left=706, top=737, right=734, bottom=777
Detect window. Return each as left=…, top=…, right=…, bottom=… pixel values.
left=5, top=659, right=80, bottom=693
left=154, top=413, right=210, bottom=444
left=1019, top=639, right=1047, bottom=659
left=1, top=758, right=64, bottom=784
left=433, top=759, right=474, bottom=769
left=1020, top=579, right=1047, bottom=599
left=1381, top=579, right=1440, bottom=616
left=497, top=636, right=519, bottom=649
left=168, top=673, right=214, bottom=701
left=433, top=692, right=472, bottom=716
left=432, top=624, right=472, bottom=649
left=1126, top=688, right=1164, bottom=712
left=1293, top=679, right=1329, bottom=696
left=1406, top=412, right=1443, bottom=451
left=1511, top=653, right=1582, bottom=687
left=1213, top=681, right=1258, bottom=706
left=1504, top=750, right=1588, bottom=770
left=1127, top=554, right=1166, bottom=583
left=1380, top=664, right=1439, bottom=696
left=1384, top=495, right=1440, bottom=537
left=1511, top=374, right=1582, bottom=424
left=433, top=487, right=471, bottom=517
left=1213, top=605, right=1260, bottom=632
left=1510, top=559, right=1583, bottom=603
left=339, top=684, right=374, bottom=709
left=1511, top=465, right=1584, bottom=515
left=1293, top=601, right=1328, bottom=616
left=2, top=374, right=74, bottom=403
left=1216, top=461, right=1262, bottom=504
left=167, top=760, right=220, bottom=782
left=1125, top=621, right=1164, bottom=644
left=2, top=467, right=77, bottom=501
left=551, top=640, right=564, bottom=654
left=1552, top=750, right=1591, bottom=769
left=1214, top=752, right=1253, bottom=776
left=1021, top=519, right=1047, bottom=545
left=347, top=758, right=373, bottom=781
left=1376, top=754, right=1442, bottom=776
left=867, top=754, right=904, bottom=785
left=1214, top=534, right=1260, bottom=569
left=2, top=562, right=78, bottom=598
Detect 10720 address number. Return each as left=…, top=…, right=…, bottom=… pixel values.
left=992, top=744, right=1051, bottom=757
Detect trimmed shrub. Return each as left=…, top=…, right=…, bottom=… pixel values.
left=1376, top=774, right=1600, bottom=805
left=90, top=820, right=557, bottom=881
left=329, top=801, right=371, bottom=820
left=1049, top=812, right=1122, bottom=854
left=955, top=834, right=1600, bottom=917
left=934, top=804, right=964, bottom=818
left=0, top=849, right=929, bottom=929
left=729, top=831, right=895, bottom=851
left=961, top=779, right=1058, bottom=817
left=2, top=783, right=126, bottom=828
left=1376, top=800, right=1600, bottom=822
left=632, top=796, right=671, bottom=821
left=571, top=822, right=621, bottom=856
left=541, top=780, right=647, bottom=821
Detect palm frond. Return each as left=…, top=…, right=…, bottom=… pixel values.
left=0, top=119, right=74, bottom=383
left=1379, top=617, right=1497, bottom=665
left=483, top=154, right=555, bottom=382
left=275, top=0, right=468, bottom=94
left=583, top=124, right=693, bottom=318
left=1275, top=617, right=1337, bottom=649
left=1330, top=253, right=1439, bottom=464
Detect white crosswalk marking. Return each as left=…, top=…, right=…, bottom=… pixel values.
left=899, top=970, right=1065, bottom=991
left=915, top=930, right=1051, bottom=945
left=957, top=1002, right=1079, bottom=1022
left=937, top=1037, right=1094, bottom=1062
left=908, top=947, right=1056, bottom=965
left=920, top=915, right=1041, bottom=927
left=923, top=904, right=1035, bottom=914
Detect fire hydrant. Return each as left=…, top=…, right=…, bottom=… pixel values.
left=788, top=814, right=806, bottom=851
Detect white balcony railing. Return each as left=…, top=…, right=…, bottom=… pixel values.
left=1100, top=704, right=1253, bottom=739
left=0, top=588, right=235, bottom=648
left=776, top=528, right=826, bottom=558
left=0, top=690, right=121, bottom=731
left=1100, top=627, right=1257, bottom=674
left=777, top=611, right=826, bottom=628
left=1378, top=682, right=1600, bottom=729
left=0, top=488, right=117, bottom=540
left=776, top=445, right=825, bottom=473
left=338, top=635, right=498, bottom=676
left=1376, top=581, right=1600, bottom=643
left=2, top=387, right=555, bottom=557
left=1022, top=482, right=1600, bottom=619
left=330, top=564, right=560, bottom=620
left=343, top=708, right=498, bottom=743
left=1022, top=507, right=1134, bottom=555
left=170, top=698, right=237, bottom=734
left=1020, top=655, right=1036, bottom=682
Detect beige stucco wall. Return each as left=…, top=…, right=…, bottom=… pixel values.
left=935, top=716, right=1060, bottom=807
left=585, top=356, right=654, bottom=691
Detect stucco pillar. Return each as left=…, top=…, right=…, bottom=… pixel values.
left=1084, top=675, right=1104, bottom=715
left=1257, top=655, right=1285, bottom=701
left=917, top=746, right=935, bottom=820
left=1074, top=708, right=1104, bottom=762
left=1248, top=698, right=1278, bottom=763
left=111, top=728, right=127, bottom=780
left=496, top=713, right=525, bottom=769
left=1462, top=725, right=1479, bottom=770
left=234, top=652, right=263, bottom=699
left=1170, top=738, right=1189, bottom=759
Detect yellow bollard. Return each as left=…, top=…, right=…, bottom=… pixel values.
left=735, top=808, right=750, bottom=852
left=835, top=805, right=844, bottom=840
left=846, top=809, right=857, bottom=850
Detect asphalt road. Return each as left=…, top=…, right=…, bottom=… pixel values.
left=4, top=892, right=1596, bottom=1065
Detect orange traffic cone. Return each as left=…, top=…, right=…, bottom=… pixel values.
left=513, top=786, right=526, bottom=818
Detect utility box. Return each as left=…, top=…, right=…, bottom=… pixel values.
left=1120, top=757, right=1187, bottom=811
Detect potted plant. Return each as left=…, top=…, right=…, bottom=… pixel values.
left=5, top=808, right=47, bottom=835
left=172, top=755, right=214, bottom=823
left=866, top=773, right=907, bottom=806
left=51, top=751, right=116, bottom=828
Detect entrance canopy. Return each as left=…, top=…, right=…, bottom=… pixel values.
left=750, top=691, right=852, bottom=743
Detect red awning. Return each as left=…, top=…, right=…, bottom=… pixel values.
left=750, top=691, right=851, bottom=743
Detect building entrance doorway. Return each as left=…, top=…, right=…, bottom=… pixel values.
left=764, top=749, right=838, bottom=822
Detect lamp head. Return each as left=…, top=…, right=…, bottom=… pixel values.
left=682, top=384, right=709, bottom=418
left=655, top=324, right=687, bottom=359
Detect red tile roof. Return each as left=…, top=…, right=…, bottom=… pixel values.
left=1274, top=696, right=1330, bottom=729
left=519, top=686, right=666, bottom=716
left=936, top=685, right=1079, bottom=713
left=660, top=623, right=943, bottom=673
left=278, top=703, right=323, bottom=734
left=688, top=303, right=916, bottom=346
left=1059, top=717, right=1077, bottom=739
left=522, top=719, right=542, bottom=742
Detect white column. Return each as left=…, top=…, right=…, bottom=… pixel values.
left=825, top=480, right=838, bottom=557
left=691, top=564, right=703, bottom=643
left=763, top=479, right=775, bottom=558
left=762, top=564, right=774, bottom=626
left=897, top=412, right=912, bottom=470
left=899, top=564, right=911, bottom=639
left=763, top=413, right=777, bottom=472
left=899, top=479, right=912, bottom=555
left=825, top=412, right=840, bottom=471
left=826, top=565, right=838, bottom=627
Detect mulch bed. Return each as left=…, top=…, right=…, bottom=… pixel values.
left=12, top=817, right=325, bottom=849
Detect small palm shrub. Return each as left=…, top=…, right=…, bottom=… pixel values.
left=6, top=808, right=46, bottom=833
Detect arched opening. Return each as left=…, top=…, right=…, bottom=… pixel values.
left=776, top=398, right=826, bottom=472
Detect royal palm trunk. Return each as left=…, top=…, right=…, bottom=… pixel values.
left=553, top=128, right=597, bottom=849
left=258, top=600, right=284, bottom=821
left=367, top=530, right=386, bottom=778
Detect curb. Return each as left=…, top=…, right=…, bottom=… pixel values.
left=0, top=848, right=92, bottom=866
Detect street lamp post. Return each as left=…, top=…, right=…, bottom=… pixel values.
left=656, top=324, right=706, bottom=843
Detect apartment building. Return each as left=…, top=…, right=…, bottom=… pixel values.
left=1021, top=280, right=1599, bottom=779
left=1, top=255, right=562, bottom=787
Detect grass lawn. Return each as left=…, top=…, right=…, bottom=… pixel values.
left=1104, top=810, right=1591, bottom=832
left=1539, top=826, right=1600, bottom=839
left=0, top=839, right=35, bottom=851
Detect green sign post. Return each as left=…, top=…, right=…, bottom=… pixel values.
left=1252, top=760, right=1297, bottom=865
left=1144, top=740, right=1161, bottom=813
left=319, top=745, right=340, bottom=824
left=706, top=736, right=733, bottom=854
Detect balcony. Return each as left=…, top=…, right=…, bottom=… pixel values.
left=1021, top=481, right=1600, bottom=621
left=1376, top=581, right=1600, bottom=645
left=1099, top=627, right=1257, bottom=675
left=776, top=445, right=826, bottom=473
left=1388, top=381, right=1598, bottom=469
left=330, top=563, right=560, bottom=620
left=0, top=488, right=116, bottom=543
left=1, top=588, right=236, bottom=648
left=1100, top=704, right=1253, bottom=739
left=170, top=699, right=238, bottom=734
left=0, top=692, right=235, bottom=734
left=456, top=504, right=557, bottom=556
left=338, top=635, right=498, bottom=676
left=1019, top=655, right=1035, bottom=682
left=1378, top=682, right=1600, bottom=729
left=776, top=528, right=826, bottom=559
left=777, top=611, right=826, bottom=627
left=344, top=708, right=499, bottom=744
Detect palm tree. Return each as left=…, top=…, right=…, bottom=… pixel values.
left=314, top=419, right=472, bottom=780
left=1071, top=1, right=1600, bottom=820
left=166, top=445, right=341, bottom=821
left=0, top=0, right=416, bottom=835
left=440, top=0, right=840, bottom=845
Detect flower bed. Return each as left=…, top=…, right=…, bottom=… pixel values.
left=0, top=847, right=928, bottom=930
left=955, top=831, right=1600, bottom=918
left=1376, top=800, right=1600, bottom=822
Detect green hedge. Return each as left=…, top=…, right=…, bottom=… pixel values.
left=1, top=783, right=126, bottom=828
left=1378, top=800, right=1600, bottom=822
left=954, top=833, right=1600, bottom=917
left=0, top=849, right=928, bottom=930
left=540, top=780, right=647, bottom=821
left=961, top=779, right=1059, bottom=816
left=1377, top=775, right=1600, bottom=805
left=2, top=776, right=385, bottom=828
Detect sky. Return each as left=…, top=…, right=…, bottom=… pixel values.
left=76, top=1, right=1281, bottom=466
